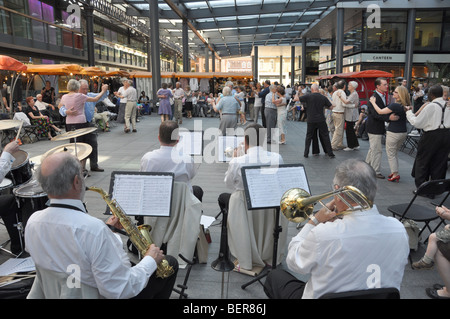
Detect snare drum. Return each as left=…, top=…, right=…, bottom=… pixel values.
left=0, top=178, right=13, bottom=195
left=13, top=179, right=48, bottom=228
left=6, top=150, right=33, bottom=187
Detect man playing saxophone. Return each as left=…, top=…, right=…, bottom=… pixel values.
left=24, top=152, right=178, bottom=299
left=264, top=159, right=409, bottom=299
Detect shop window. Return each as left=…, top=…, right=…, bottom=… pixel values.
left=363, top=11, right=407, bottom=52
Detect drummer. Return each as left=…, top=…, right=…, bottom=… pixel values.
left=0, top=140, right=22, bottom=255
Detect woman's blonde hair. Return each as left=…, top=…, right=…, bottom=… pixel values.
left=395, top=86, right=411, bottom=106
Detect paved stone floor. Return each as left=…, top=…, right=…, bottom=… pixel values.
left=0, top=113, right=448, bottom=299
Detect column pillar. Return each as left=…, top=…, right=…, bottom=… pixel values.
left=149, top=0, right=161, bottom=102
left=404, top=8, right=416, bottom=91
left=301, top=38, right=306, bottom=83
left=182, top=19, right=190, bottom=72
left=335, top=7, right=344, bottom=74
left=85, top=5, right=95, bottom=66
left=253, top=46, right=258, bottom=82
left=291, top=46, right=295, bottom=87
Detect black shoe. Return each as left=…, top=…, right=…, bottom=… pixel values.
left=91, top=167, right=104, bottom=172
left=376, top=173, right=385, bottom=179
left=304, top=154, right=309, bottom=158
left=132, top=129, right=137, bottom=133
left=328, top=154, right=336, bottom=158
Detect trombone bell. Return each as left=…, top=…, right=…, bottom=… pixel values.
left=280, top=186, right=373, bottom=224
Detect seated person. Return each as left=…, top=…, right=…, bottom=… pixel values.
left=25, top=152, right=178, bottom=299
left=140, top=121, right=203, bottom=202
left=35, top=94, right=61, bottom=123
left=93, top=107, right=111, bottom=132
left=138, top=91, right=151, bottom=115
left=24, top=96, right=61, bottom=139
left=264, top=159, right=409, bottom=299
left=220, top=123, right=286, bottom=271
left=0, top=140, right=22, bottom=255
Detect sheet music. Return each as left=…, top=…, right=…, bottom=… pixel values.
left=243, top=165, right=310, bottom=209
left=217, top=135, right=245, bottom=162
left=177, top=131, right=203, bottom=156
left=112, top=174, right=173, bottom=217
left=0, top=257, right=35, bottom=276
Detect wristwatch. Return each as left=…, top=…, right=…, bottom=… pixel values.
left=310, top=216, right=319, bottom=226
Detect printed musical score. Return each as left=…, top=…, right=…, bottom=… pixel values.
left=112, top=174, right=173, bottom=217
left=243, top=165, right=310, bottom=209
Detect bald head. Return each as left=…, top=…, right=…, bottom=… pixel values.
left=37, top=153, right=84, bottom=199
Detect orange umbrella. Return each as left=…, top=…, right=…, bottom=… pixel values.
left=0, top=55, right=27, bottom=72
left=80, top=66, right=106, bottom=76
left=25, top=64, right=71, bottom=75
left=106, top=70, right=130, bottom=77
left=129, top=71, right=175, bottom=78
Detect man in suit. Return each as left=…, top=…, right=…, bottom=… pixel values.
left=365, top=77, right=397, bottom=179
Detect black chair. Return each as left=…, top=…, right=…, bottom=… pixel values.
left=430, top=191, right=450, bottom=233
left=320, top=288, right=400, bottom=299
left=388, top=179, right=450, bottom=239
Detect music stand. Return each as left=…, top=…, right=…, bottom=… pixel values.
left=239, top=164, right=310, bottom=290
left=176, top=129, right=204, bottom=157
left=106, top=171, right=174, bottom=218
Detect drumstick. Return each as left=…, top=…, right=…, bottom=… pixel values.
left=15, top=121, right=23, bottom=141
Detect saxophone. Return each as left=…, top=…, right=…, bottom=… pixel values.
left=87, top=187, right=174, bottom=279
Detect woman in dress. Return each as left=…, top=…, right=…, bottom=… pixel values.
left=369, top=85, right=409, bottom=183
left=25, top=96, right=60, bottom=139
left=272, top=86, right=287, bottom=144
left=157, top=83, right=173, bottom=122
left=184, top=86, right=193, bottom=119
left=339, top=81, right=360, bottom=151
left=253, top=82, right=262, bottom=123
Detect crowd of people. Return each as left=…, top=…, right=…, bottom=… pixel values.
left=0, top=74, right=449, bottom=300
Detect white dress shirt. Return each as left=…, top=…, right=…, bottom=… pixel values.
left=25, top=199, right=157, bottom=299
left=0, top=151, right=14, bottom=183
left=224, top=146, right=284, bottom=191
left=406, top=97, right=450, bottom=131
left=140, top=146, right=197, bottom=191
left=332, top=89, right=346, bottom=113
left=286, top=206, right=409, bottom=299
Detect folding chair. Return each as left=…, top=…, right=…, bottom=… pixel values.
left=430, top=190, right=450, bottom=233
left=388, top=179, right=450, bottom=239
left=400, top=127, right=421, bottom=155
left=320, top=288, right=400, bottom=299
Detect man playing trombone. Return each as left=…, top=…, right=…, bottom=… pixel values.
left=264, top=159, right=409, bottom=299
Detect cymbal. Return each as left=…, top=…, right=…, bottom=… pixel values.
left=51, top=127, right=97, bottom=141
left=0, top=120, right=22, bottom=131
left=42, top=143, right=92, bottom=161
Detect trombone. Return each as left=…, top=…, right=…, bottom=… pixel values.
left=280, top=186, right=373, bottom=224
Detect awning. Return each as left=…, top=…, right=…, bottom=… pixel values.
left=25, top=64, right=84, bottom=75
left=129, top=71, right=175, bottom=78
left=105, top=70, right=130, bottom=77
left=80, top=66, right=106, bottom=77
left=0, top=55, right=27, bottom=72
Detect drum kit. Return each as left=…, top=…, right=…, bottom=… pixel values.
left=1, top=127, right=95, bottom=257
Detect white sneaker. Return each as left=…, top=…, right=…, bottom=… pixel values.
left=353, top=146, right=360, bottom=150
left=343, top=147, right=353, bottom=151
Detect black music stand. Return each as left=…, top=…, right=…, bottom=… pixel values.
left=239, top=164, right=310, bottom=290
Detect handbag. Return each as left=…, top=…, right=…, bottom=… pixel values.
left=403, top=219, right=421, bottom=251
left=0, top=275, right=35, bottom=299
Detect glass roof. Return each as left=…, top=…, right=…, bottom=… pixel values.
left=110, top=0, right=366, bottom=57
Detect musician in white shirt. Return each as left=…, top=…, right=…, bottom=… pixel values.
left=140, top=121, right=203, bottom=201
left=405, top=84, right=450, bottom=189
left=25, top=152, right=178, bottom=299
left=0, top=140, right=22, bottom=255
left=264, top=159, right=409, bottom=299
